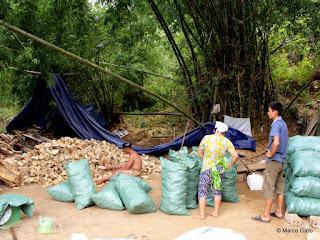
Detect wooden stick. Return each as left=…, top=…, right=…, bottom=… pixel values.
left=238, top=158, right=254, bottom=174
left=242, top=150, right=266, bottom=161
left=180, top=119, right=190, bottom=149
left=238, top=150, right=266, bottom=174
left=10, top=227, right=17, bottom=240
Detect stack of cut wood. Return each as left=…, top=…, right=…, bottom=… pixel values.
left=0, top=133, right=22, bottom=155
left=0, top=157, right=22, bottom=187
left=1, top=137, right=161, bottom=187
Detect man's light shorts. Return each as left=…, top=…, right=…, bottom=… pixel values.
left=262, top=160, right=285, bottom=199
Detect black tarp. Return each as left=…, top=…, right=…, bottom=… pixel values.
left=7, top=74, right=256, bottom=155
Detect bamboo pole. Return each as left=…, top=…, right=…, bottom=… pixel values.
left=100, top=62, right=177, bottom=82
left=0, top=19, right=205, bottom=129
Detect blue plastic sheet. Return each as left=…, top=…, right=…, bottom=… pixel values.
left=6, top=74, right=256, bottom=155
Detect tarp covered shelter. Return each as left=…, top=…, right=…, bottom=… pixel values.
left=7, top=74, right=256, bottom=155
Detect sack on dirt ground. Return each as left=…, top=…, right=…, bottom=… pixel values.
left=168, top=146, right=188, bottom=162
left=92, top=175, right=124, bottom=210
left=287, top=136, right=320, bottom=156
left=186, top=148, right=202, bottom=209
left=66, top=159, right=97, bottom=210
left=206, top=162, right=240, bottom=206
left=115, top=174, right=156, bottom=214
left=159, top=157, right=190, bottom=215
left=222, top=163, right=241, bottom=202
left=286, top=150, right=320, bottom=177
left=134, top=176, right=153, bottom=193
left=285, top=190, right=320, bottom=216
left=46, top=181, right=74, bottom=202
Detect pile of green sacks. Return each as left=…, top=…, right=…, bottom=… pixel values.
left=46, top=158, right=155, bottom=213
left=159, top=146, right=240, bottom=215
left=284, top=136, right=320, bottom=216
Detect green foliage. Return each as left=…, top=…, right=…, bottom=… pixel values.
left=89, top=1, right=181, bottom=113
left=269, top=26, right=320, bottom=106
left=1, top=0, right=320, bottom=129
left=0, top=0, right=99, bottom=104
left=0, top=105, right=21, bottom=133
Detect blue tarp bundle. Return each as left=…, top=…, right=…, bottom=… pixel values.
left=6, top=74, right=256, bottom=155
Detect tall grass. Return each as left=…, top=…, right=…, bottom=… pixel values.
left=0, top=69, right=22, bottom=133
left=0, top=105, right=21, bottom=133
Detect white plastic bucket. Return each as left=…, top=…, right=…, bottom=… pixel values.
left=247, top=173, right=264, bottom=190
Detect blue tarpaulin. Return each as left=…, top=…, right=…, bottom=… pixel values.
left=6, top=74, right=256, bottom=155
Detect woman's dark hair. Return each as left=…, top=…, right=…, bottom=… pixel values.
left=268, top=101, right=283, bottom=116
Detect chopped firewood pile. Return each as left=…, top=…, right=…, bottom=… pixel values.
left=1, top=136, right=161, bottom=188
left=0, top=131, right=24, bottom=155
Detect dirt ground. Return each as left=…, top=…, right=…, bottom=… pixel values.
left=1, top=174, right=318, bottom=240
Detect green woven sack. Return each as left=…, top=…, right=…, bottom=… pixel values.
left=134, top=176, right=153, bottom=193
left=289, top=176, right=320, bottom=199
left=46, top=181, right=74, bottom=202
left=92, top=175, right=124, bottom=210
left=167, top=148, right=201, bottom=209
left=284, top=164, right=293, bottom=192
left=159, top=157, right=190, bottom=215
left=285, top=190, right=320, bottom=216
left=186, top=150, right=202, bottom=209
left=222, top=163, right=240, bottom=203
left=66, top=159, right=97, bottom=210
left=116, top=174, right=156, bottom=214
left=287, top=150, right=320, bottom=177
left=206, top=163, right=240, bottom=205
left=287, top=136, right=320, bottom=156
left=168, top=146, right=188, bottom=162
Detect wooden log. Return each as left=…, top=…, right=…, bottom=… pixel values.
left=0, top=160, right=22, bottom=187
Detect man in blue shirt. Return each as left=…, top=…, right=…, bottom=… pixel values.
left=252, top=101, right=289, bottom=223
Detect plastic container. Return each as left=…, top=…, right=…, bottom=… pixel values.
left=247, top=174, right=264, bottom=190
left=38, top=216, right=56, bottom=233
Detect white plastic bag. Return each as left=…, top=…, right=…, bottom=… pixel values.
left=174, top=227, right=247, bottom=240
left=71, top=233, right=89, bottom=240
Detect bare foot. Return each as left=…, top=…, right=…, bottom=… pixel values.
left=208, top=212, right=219, bottom=218
left=193, top=215, right=206, bottom=220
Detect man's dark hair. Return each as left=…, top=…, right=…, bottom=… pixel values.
left=268, top=101, right=283, bottom=116
left=121, top=142, right=132, bottom=149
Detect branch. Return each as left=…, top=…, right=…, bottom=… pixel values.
left=100, top=62, right=177, bottom=81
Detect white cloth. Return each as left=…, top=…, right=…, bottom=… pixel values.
left=223, top=115, right=252, bottom=137
left=215, top=121, right=228, bottom=133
